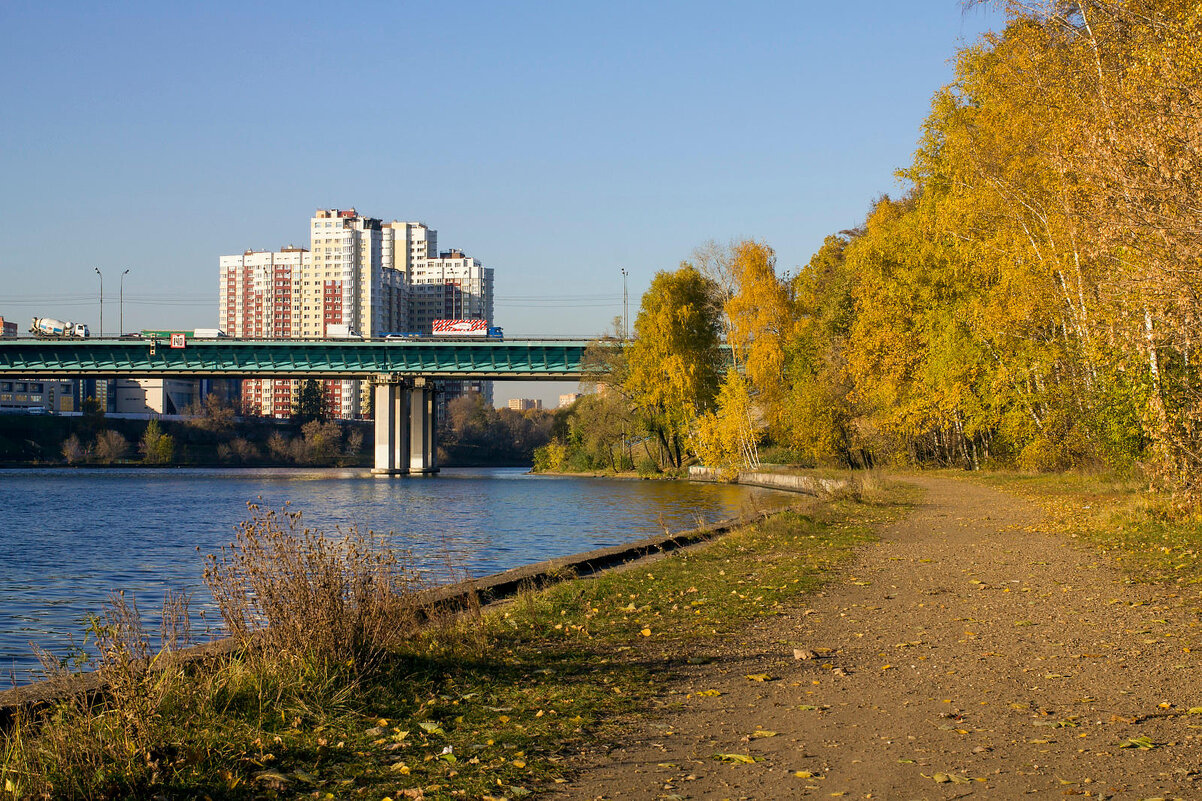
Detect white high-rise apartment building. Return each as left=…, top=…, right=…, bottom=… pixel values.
left=408, top=249, right=494, bottom=329
left=305, top=210, right=414, bottom=418
left=220, top=209, right=494, bottom=419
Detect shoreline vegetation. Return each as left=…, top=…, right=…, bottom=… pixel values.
left=529, top=4, right=1202, bottom=506
left=0, top=391, right=557, bottom=471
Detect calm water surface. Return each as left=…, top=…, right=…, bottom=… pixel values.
left=0, top=467, right=790, bottom=678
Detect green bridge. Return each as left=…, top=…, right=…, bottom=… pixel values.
left=0, top=338, right=591, bottom=380
left=0, top=337, right=595, bottom=476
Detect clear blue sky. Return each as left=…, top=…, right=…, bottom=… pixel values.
left=0, top=1, right=998, bottom=405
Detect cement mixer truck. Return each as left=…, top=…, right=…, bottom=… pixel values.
left=30, top=317, right=91, bottom=338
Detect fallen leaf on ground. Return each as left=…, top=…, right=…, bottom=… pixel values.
left=715, top=753, right=758, bottom=764
left=1119, top=735, right=1156, bottom=749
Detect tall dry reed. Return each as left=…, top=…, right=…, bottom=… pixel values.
left=202, top=503, right=423, bottom=666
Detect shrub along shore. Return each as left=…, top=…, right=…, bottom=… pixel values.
left=0, top=472, right=905, bottom=799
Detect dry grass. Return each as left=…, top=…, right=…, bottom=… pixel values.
left=2, top=503, right=432, bottom=799
left=203, top=502, right=424, bottom=667
left=5, top=591, right=201, bottom=799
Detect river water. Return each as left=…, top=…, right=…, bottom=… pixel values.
left=0, top=467, right=791, bottom=680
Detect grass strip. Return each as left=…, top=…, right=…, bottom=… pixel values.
left=1, top=477, right=913, bottom=800
left=973, top=471, right=1202, bottom=589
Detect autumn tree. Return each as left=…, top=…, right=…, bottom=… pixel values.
left=567, top=391, right=636, bottom=471
left=691, top=371, right=757, bottom=475
left=625, top=264, right=723, bottom=469
left=92, top=430, right=129, bottom=464
left=725, top=240, right=793, bottom=440
left=61, top=434, right=86, bottom=464
left=781, top=234, right=858, bottom=466
left=184, top=394, right=235, bottom=434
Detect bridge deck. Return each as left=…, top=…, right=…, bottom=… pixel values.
left=0, top=338, right=593, bottom=380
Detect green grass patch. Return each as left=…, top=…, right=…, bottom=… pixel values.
left=2, top=478, right=913, bottom=800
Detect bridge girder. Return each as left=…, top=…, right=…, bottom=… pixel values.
left=0, top=339, right=594, bottom=380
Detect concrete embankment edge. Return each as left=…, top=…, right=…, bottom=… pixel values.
left=688, top=466, right=851, bottom=496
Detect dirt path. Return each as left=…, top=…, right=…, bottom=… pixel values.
left=553, top=476, right=1202, bottom=799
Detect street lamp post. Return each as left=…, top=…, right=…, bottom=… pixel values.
left=620, top=268, right=629, bottom=340
left=119, top=269, right=130, bottom=335
left=94, top=268, right=103, bottom=336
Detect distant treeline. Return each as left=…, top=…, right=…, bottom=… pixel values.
left=0, top=391, right=556, bottom=468
left=437, top=392, right=556, bottom=466
left=0, top=397, right=371, bottom=467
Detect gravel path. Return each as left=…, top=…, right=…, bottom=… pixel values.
left=554, top=476, right=1202, bottom=799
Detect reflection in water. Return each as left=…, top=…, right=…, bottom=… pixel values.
left=0, top=467, right=792, bottom=678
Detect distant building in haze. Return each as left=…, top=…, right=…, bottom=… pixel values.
left=508, top=398, right=542, bottom=412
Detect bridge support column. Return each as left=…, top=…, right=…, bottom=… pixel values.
left=372, top=379, right=410, bottom=475
left=408, top=378, right=438, bottom=475
left=371, top=376, right=439, bottom=476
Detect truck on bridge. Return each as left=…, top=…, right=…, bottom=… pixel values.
left=30, top=317, right=90, bottom=339
left=430, top=319, right=503, bottom=338
left=139, top=329, right=228, bottom=340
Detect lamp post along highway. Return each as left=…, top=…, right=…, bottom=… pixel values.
left=119, top=269, right=130, bottom=335
left=621, top=268, right=629, bottom=340
left=94, top=267, right=103, bottom=336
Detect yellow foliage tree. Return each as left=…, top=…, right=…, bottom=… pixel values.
left=692, top=372, right=758, bottom=476
left=725, top=241, right=793, bottom=437
left=625, top=264, right=723, bottom=469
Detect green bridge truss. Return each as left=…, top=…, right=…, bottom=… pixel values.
left=0, top=339, right=593, bottom=380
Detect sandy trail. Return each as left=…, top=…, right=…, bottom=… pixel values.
left=554, top=476, right=1201, bottom=799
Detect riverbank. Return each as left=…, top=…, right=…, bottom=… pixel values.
left=0, top=472, right=903, bottom=798
left=8, top=469, right=1192, bottom=798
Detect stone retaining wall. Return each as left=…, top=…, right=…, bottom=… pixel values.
left=688, top=466, right=852, bottom=496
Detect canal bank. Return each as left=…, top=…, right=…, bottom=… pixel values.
left=0, top=470, right=898, bottom=799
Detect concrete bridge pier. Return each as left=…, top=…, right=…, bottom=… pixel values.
left=372, top=376, right=439, bottom=476
left=407, top=377, right=438, bottom=474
